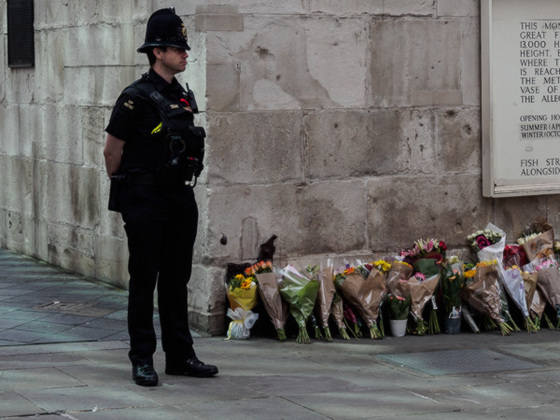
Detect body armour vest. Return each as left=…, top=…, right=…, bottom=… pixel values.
left=121, top=73, right=205, bottom=184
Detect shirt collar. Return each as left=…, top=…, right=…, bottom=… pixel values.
left=147, top=68, right=182, bottom=93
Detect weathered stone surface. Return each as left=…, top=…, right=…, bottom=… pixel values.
left=438, top=0, right=479, bottom=17
left=460, top=17, right=481, bottom=106
left=44, top=163, right=99, bottom=229
left=35, top=0, right=136, bottom=29
left=188, top=264, right=228, bottom=334
left=199, top=1, right=307, bottom=15
left=33, top=30, right=64, bottom=104
left=3, top=0, right=560, bottom=336
left=65, top=24, right=136, bottom=67
left=47, top=223, right=96, bottom=278
left=195, top=14, right=244, bottom=32
left=366, top=175, right=494, bottom=251
left=206, top=63, right=241, bottom=112
left=205, top=180, right=368, bottom=261
left=94, top=235, right=129, bottom=289
left=206, top=111, right=304, bottom=186
left=206, top=15, right=363, bottom=110
left=306, top=108, right=436, bottom=180
left=493, top=197, right=549, bottom=237
left=42, top=105, right=83, bottom=164
left=436, top=107, right=481, bottom=173
left=0, top=156, right=33, bottom=216
left=370, top=18, right=463, bottom=107
left=309, top=0, right=383, bottom=15
left=382, top=0, right=436, bottom=16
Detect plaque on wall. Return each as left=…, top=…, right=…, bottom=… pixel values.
left=482, top=0, right=560, bottom=197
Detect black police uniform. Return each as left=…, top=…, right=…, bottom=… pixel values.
left=105, top=68, right=200, bottom=368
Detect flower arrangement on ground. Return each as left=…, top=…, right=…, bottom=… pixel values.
left=442, top=261, right=465, bottom=333
left=467, top=228, right=504, bottom=253
left=517, top=220, right=555, bottom=262
left=500, top=263, right=537, bottom=333
left=334, top=261, right=387, bottom=339
left=532, top=257, right=560, bottom=328
left=246, top=260, right=288, bottom=341
left=279, top=264, right=320, bottom=344
left=330, top=293, right=351, bottom=340
left=316, top=259, right=336, bottom=341
left=225, top=273, right=259, bottom=339
left=460, top=260, right=513, bottom=335
left=386, top=293, right=411, bottom=320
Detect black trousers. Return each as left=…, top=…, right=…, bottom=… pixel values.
left=120, top=183, right=198, bottom=366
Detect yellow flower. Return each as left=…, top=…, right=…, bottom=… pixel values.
left=464, top=269, right=476, bottom=278
left=477, top=260, right=497, bottom=268
left=373, top=260, right=391, bottom=272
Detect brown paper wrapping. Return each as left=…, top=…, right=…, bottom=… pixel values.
left=390, top=261, right=413, bottom=280
left=522, top=271, right=538, bottom=311
left=408, top=274, right=439, bottom=321
left=316, top=265, right=336, bottom=328
left=338, top=269, right=386, bottom=327
left=536, top=265, right=560, bottom=308
left=256, top=272, right=288, bottom=330
left=522, top=229, right=554, bottom=262
left=461, top=264, right=504, bottom=324
left=330, top=295, right=345, bottom=330
left=530, top=289, right=546, bottom=318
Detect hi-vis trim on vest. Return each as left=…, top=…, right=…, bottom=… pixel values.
left=151, top=122, right=163, bottom=135
left=124, top=100, right=134, bottom=110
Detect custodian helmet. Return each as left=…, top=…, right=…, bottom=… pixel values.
left=137, top=8, right=191, bottom=53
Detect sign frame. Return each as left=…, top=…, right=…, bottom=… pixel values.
left=481, top=0, right=560, bottom=197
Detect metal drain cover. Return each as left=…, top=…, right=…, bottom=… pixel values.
left=376, top=349, right=541, bottom=375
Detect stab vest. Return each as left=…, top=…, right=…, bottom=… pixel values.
left=124, top=74, right=205, bottom=185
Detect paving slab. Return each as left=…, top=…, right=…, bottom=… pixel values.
left=2, top=248, right=560, bottom=419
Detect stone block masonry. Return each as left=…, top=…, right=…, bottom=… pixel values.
left=0, top=0, right=557, bottom=335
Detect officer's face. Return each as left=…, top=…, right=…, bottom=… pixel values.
left=157, top=47, right=189, bottom=74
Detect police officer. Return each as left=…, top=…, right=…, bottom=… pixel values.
left=103, top=8, right=218, bottom=387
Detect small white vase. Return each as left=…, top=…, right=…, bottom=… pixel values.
left=390, top=319, right=407, bottom=337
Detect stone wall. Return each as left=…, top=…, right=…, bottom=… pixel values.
left=1, top=0, right=559, bottom=334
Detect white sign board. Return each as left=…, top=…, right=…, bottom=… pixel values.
left=482, top=0, right=560, bottom=197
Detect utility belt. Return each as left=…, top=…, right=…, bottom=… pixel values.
left=107, top=171, right=192, bottom=213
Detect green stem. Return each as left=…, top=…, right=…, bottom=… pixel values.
left=324, top=327, right=333, bottom=342
left=297, top=326, right=311, bottom=344
left=524, top=317, right=538, bottom=334
left=544, top=313, right=555, bottom=330
left=339, top=326, right=350, bottom=340
left=277, top=328, right=287, bottom=342
left=369, top=324, right=382, bottom=340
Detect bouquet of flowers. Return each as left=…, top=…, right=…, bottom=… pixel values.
left=467, top=223, right=506, bottom=262
left=245, top=261, right=288, bottom=341
left=225, top=273, right=259, bottom=339
left=401, top=238, right=447, bottom=265
left=533, top=258, right=560, bottom=328
left=503, top=244, right=528, bottom=269
left=407, top=272, right=440, bottom=335
left=389, top=259, right=414, bottom=281
left=500, top=264, right=537, bottom=332
left=460, top=260, right=513, bottom=335
left=279, top=264, right=320, bottom=343
left=334, top=261, right=387, bottom=339
left=442, top=261, right=465, bottom=325
left=521, top=262, right=548, bottom=329
left=517, top=221, right=555, bottom=262
left=330, top=293, right=350, bottom=340
left=386, top=293, right=411, bottom=320
left=316, top=259, right=336, bottom=341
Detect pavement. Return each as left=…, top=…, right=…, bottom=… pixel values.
left=1, top=248, right=560, bottom=419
